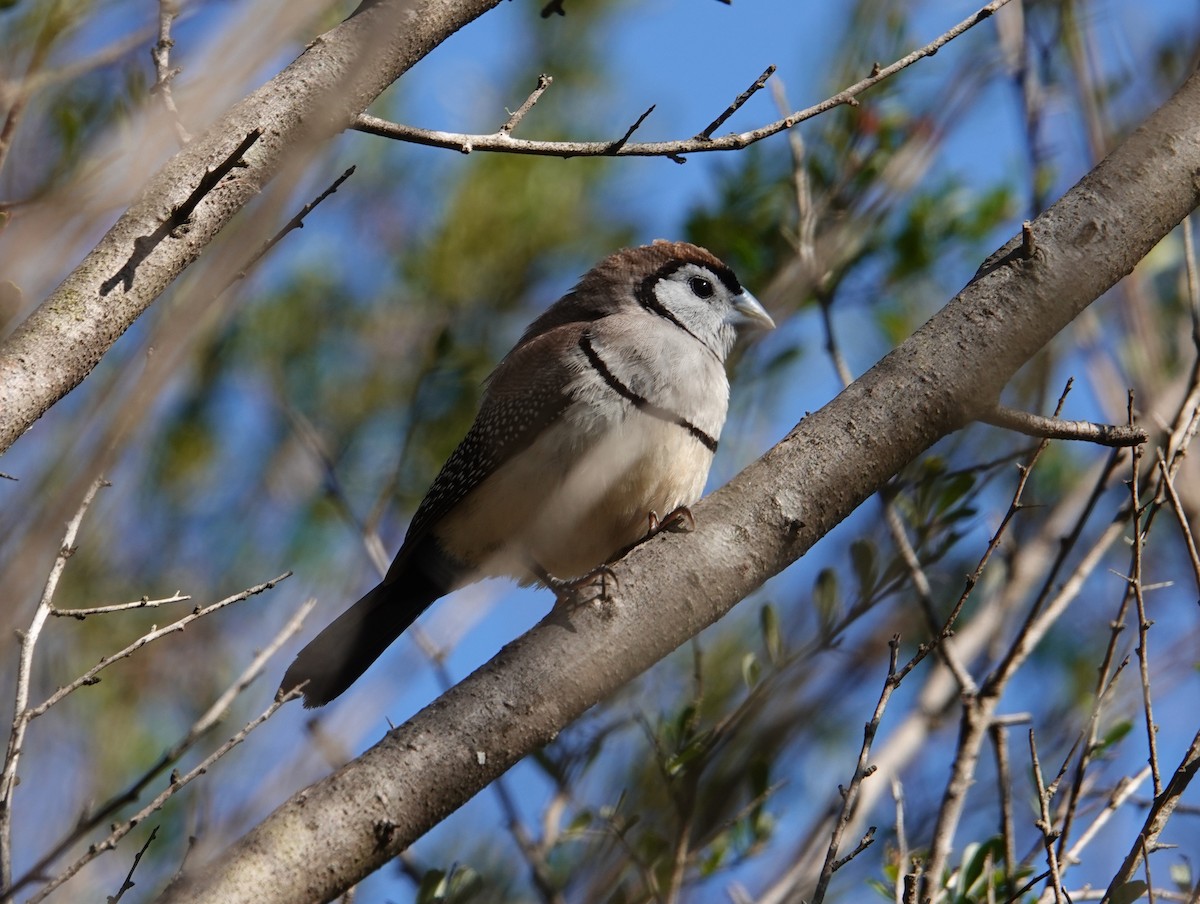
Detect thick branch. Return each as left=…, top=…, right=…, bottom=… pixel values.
left=158, top=68, right=1200, bottom=904
left=0, top=0, right=507, bottom=455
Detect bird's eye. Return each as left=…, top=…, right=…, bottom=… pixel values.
left=688, top=276, right=715, bottom=299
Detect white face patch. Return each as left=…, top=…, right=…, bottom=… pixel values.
left=650, top=263, right=741, bottom=359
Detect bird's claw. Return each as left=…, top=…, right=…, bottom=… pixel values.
left=647, top=505, right=695, bottom=538
left=537, top=563, right=619, bottom=608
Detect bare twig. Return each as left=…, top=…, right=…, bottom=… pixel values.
left=809, top=637, right=897, bottom=903
left=1050, top=651, right=1132, bottom=880
left=0, top=476, right=108, bottom=889
left=6, top=596, right=312, bottom=900
left=1029, top=730, right=1066, bottom=904
left=355, top=0, right=1014, bottom=159
left=989, top=722, right=1016, bottom=890
left=1104, top=728, right=1200, bottom=894
left=500, top=75, right=553, bottom=135
left=831, top=826, right=876, bottom=872
left=883, top=504, right=977, bottom=694
left=891, top=780, right=908, bottom=904
left=982, top=402, right=1148, bottom=447
left=222, top=166, right=356, bottom=292
left=696, top=65, right=776, bottom=140
left=1156, top=450, right=1200, bottom=594
left=1123, top=399, right=1161, bottom=798
left=107, top=825, right=159, bottom=903
left=918, top=387, right=1072, bottom=896
left=28, top=690, right=302, bottom=904
left=27, top=573, right=291, bottom=721
left=0, top=13, right=57, bottom=182
left=816, top=202, right=974, bottom=695
left=1058, top=766, right=1152, bottom=873
left=52, top=591, right=190, bottom=618
left=771, top=78, right=821, bottom=293
left=150, top=0, right=192, bottom=144
left=609, top=105, right=658, bottom=157
left=1184, top=215, right=1199, bottom=350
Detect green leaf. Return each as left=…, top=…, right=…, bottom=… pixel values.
left=850, top=538, right=879, bottom=598
left=813, top=567, right=840, bottom=630
left=1110, top=881, right=1148, bottom=904
left=1097, top=719, right=1133, bottom=753
left=760, top=603, right=783, bottom=664
left=742, top=652, right=762, bottom=690
left=955, top=837, right=1004, bottom=900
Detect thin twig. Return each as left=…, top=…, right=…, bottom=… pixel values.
left=919, top=386, right=1071, bottom=895
left=27, top=573, right=291, bottom=721
left=107, top=825, right=159, bottom=903
left=989, top=722, right=1016, bottom=890
left=696, top=65, right=776, bottom=140
left=28, top=689, right=302, bottom=904
left=1029, top=730, right=1066, bottom=904
left=982, top=403, right=1148, bottom=447
left=1051, top=650, right=1132, bottom=878
left=882, top=504, right=977, bottom=694
left=0, top=13, right=59, bottom=182
left=1156, top=450, right=1200, bottom=595
left=0, top=476, right=108, bottom=890
left=608, top=105, right=657, bottom=156
left=354, top=0, right=1015, bottom=159
left=500, top=74, right=553, bottom=135
left=6, top=594, right=310, bottom=900
left=771, top=77, right=821, bottom=294
left=1104, top=728, right=1200, bottom=894
left=1183, top=215, right=1199, bottom=351
left=1127, top=404, right=1162, bottom=796
left=891, top=780, right=907, bottom=904
left=1059, top=766, right=1151, bottom=871
left=150, top=0, right=192, bottom=144
left=221, top=165, right=356, bottom=291
left=52, top=591, right=190, bottom=618
left=810, top=637, right=897, bottom=903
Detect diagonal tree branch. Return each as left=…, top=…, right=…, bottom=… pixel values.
left=0, top=0, right=507, bottom=455
left=157, top=66, right=1200, bottom=904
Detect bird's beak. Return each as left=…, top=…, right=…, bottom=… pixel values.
left=729, top=290, right=775, bottom=331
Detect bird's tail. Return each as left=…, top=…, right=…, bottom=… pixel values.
left=280, top=568, right=443, bottom=708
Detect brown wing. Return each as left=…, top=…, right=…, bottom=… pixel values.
left=391, top=323, right=586, bottom=567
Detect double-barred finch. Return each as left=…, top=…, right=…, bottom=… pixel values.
left=281, top=241, right=775, bottom=707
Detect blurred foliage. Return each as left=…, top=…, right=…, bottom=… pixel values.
left=2, top=0, right=1200, bottom=901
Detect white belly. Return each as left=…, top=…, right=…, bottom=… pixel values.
left=435, top=413, right=714, bottom=581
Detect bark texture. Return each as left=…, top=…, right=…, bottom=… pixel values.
left=157, top=69, right=1200, bottom=904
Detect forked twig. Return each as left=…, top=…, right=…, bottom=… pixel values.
left=27, top=690, right=302, bottom=904
left=0, top=476, right=108, bottom=888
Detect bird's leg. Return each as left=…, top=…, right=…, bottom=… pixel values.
left=530, top=560, right=618, bottom=607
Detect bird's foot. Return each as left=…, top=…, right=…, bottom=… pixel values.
left=647, top=505, right=695, bottom=537
left=605, top=506, right=699, bottom=566
left=533, top=562, right=619, bottom=608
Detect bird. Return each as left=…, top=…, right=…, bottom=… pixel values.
left=280, top=240, right=774, bottom=707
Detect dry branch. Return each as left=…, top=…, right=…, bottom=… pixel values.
left=353, top=0, right=1014, bottom=159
